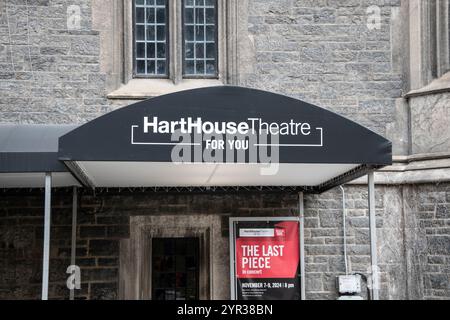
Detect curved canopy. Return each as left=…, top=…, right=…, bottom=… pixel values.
left=58, top=86, right=392, bottom=192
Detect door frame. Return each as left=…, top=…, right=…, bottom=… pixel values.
left=119, top=216, right=212, bottom=300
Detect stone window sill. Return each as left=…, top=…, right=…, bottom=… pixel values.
left=107, top=79, right=223, bottom=100
left=404, top=71, right=450, bottom=98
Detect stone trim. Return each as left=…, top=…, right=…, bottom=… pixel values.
left=349, top=168, right=450, bottom=186
left=107, top=78, right=222, bottom=99
left=393, top=152, right=450, bottom=163
left=347, top=154, right=450, bottom=185
left=404, top=71, right=450, bottom=98
left=92, top=0, right=124, bottom=93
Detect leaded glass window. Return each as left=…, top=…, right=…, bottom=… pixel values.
left=183, top=0, right=218, bottom=78
left=134, top=0, right=168, bottom=77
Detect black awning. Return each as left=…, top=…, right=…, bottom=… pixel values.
left=0, top=124, right=77, bottom=173
left=0, top=125, right=80, bottom=188
left=58, top=86, right=392, bottom=193
left=59, top=86, right=391, bottom=164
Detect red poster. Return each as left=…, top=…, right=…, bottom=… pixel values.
left=233, top=220, right=301, bottom=300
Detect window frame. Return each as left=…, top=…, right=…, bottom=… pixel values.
left=435, top=0, right=450, bottom=77
left=407, top=0, right=450, bottom=91
left=132, top=0, right=171, bottom=79
left=181, top=0, right=219, bottom=79
left=108, top=0, right=238, bottom=99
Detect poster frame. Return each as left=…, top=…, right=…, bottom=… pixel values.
left=229, top=216, right=305, bottom=300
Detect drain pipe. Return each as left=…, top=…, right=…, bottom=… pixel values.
left=339, top=186, right=349, bottom=275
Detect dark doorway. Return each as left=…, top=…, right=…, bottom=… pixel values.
left=152, top=238, right=200, bottom=300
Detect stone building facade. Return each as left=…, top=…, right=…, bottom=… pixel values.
left=0, top=0, right=449, bottom=300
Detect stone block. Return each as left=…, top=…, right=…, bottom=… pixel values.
left=88, top=240, right=119, bottom=257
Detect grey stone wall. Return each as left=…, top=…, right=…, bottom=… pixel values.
left=304, top=186, right=404, bottom=300
left=0, top=0, right=115, bottom=124
left=239, top=0, right=403, bottom=136
left=1, top=185, right=448, bottom=300
left=403, top=184, right=450, bottom=300
left=409, top=92, right=450, bottom=154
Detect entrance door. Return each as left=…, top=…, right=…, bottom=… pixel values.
left=152, top=238, right=200, bottom=300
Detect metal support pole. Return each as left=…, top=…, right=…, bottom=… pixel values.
left=299, top=192, right=306, bottom=300
left=368, top=172, right=379, bottom=300
left=339, top=186, right=349, bottom=275
left=70, top=186, right=78, bottom=300
left=229, top=219, right=236, bottom=300
left=42, top=173, right=52, bottom=300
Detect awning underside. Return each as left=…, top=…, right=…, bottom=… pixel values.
left=0, top=172, right=79, bottom=188
left=70, top=162, right=361, bottom=189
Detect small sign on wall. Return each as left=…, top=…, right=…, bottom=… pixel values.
left=230, top=218, right=301, bottom=300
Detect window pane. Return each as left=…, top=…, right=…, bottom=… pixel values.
left=205, top=26, right=215, bottom=41
left=195, top=8, right=204, bottom=24
left=185, top=26, right=194, bottom=41
left=185, top=8, right=194, bottom=23
left=136, top=25, right=145, bottom=40
left=186, top=43, right=194, bottom=59
left=157, top=61, right=166, bottom=74
left=157, top=43, right=166, bottom=58
left=196, top=60, right=205, bottom=74
left=195, top=43, right=204, bottom=59
left=185, top=60, right=195, bottom=75
left=205, top=8, right=215, bottom=23
left=136, top=43, right=146, bottom=58
left=206, top=43, right=215, bottom=59
left=183, top=0, right=217, bottom=77
left=147, top=43, right=155, bottom=58
left=206, top=60, right=215, bottom=74
left=147, top=26, right=155, bottom=41
left=147, top=60, right=156, bottom=74
left=157, top=26, right=166, bottom=41
left=156, top=8, right=166, bottom=23
left=195, top=26, right=204, bottom=41
left=134, top=0, right=168, bottom=77
left=146, top=8, right=155, bottom=23
left=136, top=7, right=145, bottom=23
left=136, top=60, right=145, bottom=74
